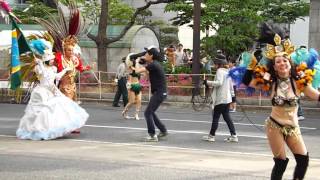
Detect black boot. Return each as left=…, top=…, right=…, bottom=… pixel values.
left=293, top=153, right=309, bottom=180
left=271, top=157, right=289, bottom=180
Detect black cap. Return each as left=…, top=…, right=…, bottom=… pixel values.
left=214, top=54, right=228, bottom=65
left=144, top=46, right=162, bottom=61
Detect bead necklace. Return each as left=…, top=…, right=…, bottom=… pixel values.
left=278, top=78, right=290, bottom=97
left=62, top=56, right=76, bottom=75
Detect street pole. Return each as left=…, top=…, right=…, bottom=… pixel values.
left=192, top=0, right=201, bottom=89
left=309, top=0, right=320, bottom=50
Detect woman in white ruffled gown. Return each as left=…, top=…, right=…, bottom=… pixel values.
left=16, top=49, right=89, bottom=140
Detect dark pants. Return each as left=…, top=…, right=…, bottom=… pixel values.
left=113, top=77, right=128, bottom=106
left=232, top=85, right=237, bottom=102
left=209, top=103, right=236, bottom=136
left=297, top=99, right=304, bottom=117
left=144, top=91, right=167, bottom=136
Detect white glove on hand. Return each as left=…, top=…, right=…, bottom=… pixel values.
left=64, top=67, right=72, bottom=72
left=126, top=82, right=131, bottom=89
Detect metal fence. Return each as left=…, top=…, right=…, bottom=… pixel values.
left=1, top=69, right=319, bottom=108
left=74, top=71, right=268, bottom=105
left=76, top=71, right=213, bottom=102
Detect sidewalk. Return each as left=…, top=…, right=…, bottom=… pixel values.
left=1, top=136, right=320, bottom=179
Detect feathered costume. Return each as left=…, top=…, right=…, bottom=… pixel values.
left=232, top=22, right=320, bottom=180
left=16, top=39, right=88, bottom=140
left=34, top=1, right=91, bottom=101
left=230, top=22, right=320, bottom=93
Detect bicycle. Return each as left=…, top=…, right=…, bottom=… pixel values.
left=191, top=78, right=213, bottom=111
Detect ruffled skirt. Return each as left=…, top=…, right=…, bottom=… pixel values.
left=16, top=86, right=89, bottom=140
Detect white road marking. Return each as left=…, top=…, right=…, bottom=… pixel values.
left=1, top=134, right=320, bottom=162
left=161, top=118, right=317, bottom=130
left=0, top=117, right=22, bottom=121
left=0, top=117, right=316, bottom=130
left=84, top=124, right=267, bottom=139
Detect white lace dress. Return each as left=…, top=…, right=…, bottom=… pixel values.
left=16, top=63, right=89, bottom=140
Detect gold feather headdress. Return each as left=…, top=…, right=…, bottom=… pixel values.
left=264, top=34, right=295, bottom=59
left=62, top=35, right=78, bottom=49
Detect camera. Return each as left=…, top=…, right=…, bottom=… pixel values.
left=138, top=57, right=146, bottom=65
left=129, top=51, right=146, bottom=60
left=129, top=51, right=147, bottom=65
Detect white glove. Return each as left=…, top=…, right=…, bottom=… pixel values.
left=55, top=77, right=61, bottom=82
left=64, top=67, right=72, bottom=72
left=126, top=82, right=131, bottom=89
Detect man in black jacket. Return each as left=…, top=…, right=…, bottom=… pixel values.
left=130, top=46, right=168, bottom=142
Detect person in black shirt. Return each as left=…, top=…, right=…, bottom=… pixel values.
left=130, top=46, right=168, bottom=142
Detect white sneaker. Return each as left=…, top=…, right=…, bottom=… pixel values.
left=298, top=116, right=305, bottom=121
left=134, top=113, right=140, bottom=120
left=144, top=134, right=158, bottom=142
left=229, top=109, right=236, bottom=113
left=202, top=134, right=215, bottom=142
left=122, top=111, right=129, bottom=119
left=224, top=135, right=238, bottom=142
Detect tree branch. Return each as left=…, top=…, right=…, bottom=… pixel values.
left=106, top=0, right=176, bottom=45
left=87, top=32, right=98, bottom=42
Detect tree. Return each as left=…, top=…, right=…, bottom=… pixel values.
left=136, top=9, right=152, bottom=25
left=165, top=0, right=309, bottom=58
left=150, top=20, right=179, bottom=50
left=12, top=0, right=57, bottom=24
left=87, top=0, right=176, bottom=72
left=82, top=0, right=135, bottom=25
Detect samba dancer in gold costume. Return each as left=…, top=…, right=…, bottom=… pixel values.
left=55, top=35, right=90, bottom=101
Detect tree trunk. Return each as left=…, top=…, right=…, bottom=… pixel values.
left=192, top=0, right=201, bottom=88
left=97, top=44, right=108, bottom=72
left=96, top=0, right=108, bottom=72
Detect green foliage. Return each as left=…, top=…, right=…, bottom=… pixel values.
left=160, top=26, right=179, bottom=34
left=81, top=0, right=101, bottom=24
left=165, top=0, right=193, bottom=26
left=82, top=0, right=135, bottom=25
left=261, top=0, right=310, bottom=23
left=160, top=61, right=210, bottom=74
left=161, top=35, right=179, bottom=48
left=136, top=9, right=153, bottom=25
left=150, top=20, right=167, bottom=27
left=150, top=20, right=179, bottom=50
left=59, top=0, right=85, bottom=5
left=12, top=0, right=57, bottom=24
left=12, top=0, right=135, bottom=25
left=108, top=0, right=134, bottom=25
left=166, top=0, right=310, bottom=58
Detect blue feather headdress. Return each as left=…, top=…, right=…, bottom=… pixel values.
left=29, top=39, right=54, bottom=61
left=29, top=39, right=52, bottom=56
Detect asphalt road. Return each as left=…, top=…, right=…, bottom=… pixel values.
left=0, top=102, right=320, bottom=180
